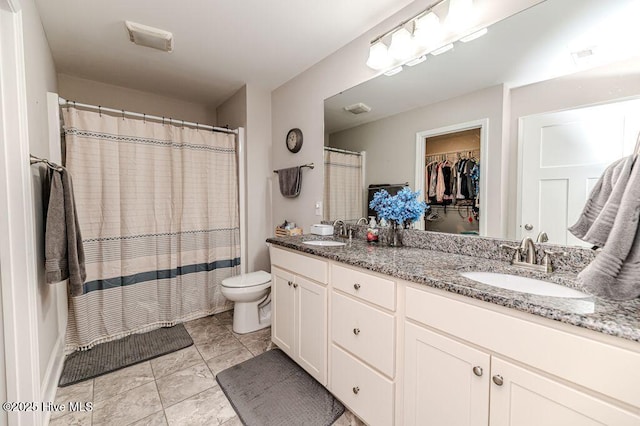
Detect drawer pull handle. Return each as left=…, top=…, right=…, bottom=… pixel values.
left=473, top=366, right=483, bottom=377
left=353, top=283, right=361, bottom=290
left=352, top=386, right=360, bottom=395
left=353, top=328, right=360, bottom=335
left=293, top=283, right=298, bottom=289
left=287, top=281, right=292, bottom=287
left=492, top=375, right=504, bottom=386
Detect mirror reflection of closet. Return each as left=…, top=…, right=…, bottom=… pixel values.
left=424, top=128, right=481, bottom=235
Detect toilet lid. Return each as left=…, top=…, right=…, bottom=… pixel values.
left=221, top=270, right=271, bottom=288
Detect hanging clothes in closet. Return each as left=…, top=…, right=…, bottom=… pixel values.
left=425, top=151, right=479, bottom=207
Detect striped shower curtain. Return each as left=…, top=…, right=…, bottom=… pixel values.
left=62, top=107, right=240, bottom=351
left=323, top=149, right=363, bottom=221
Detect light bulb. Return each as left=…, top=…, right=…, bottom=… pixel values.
left=366, top=40, right=392, bottom=70
left=413, top=12, right=442, bottom=52
left=447, top=0, right=474, bottom=32
left=388, top=28, right=415, bottom=62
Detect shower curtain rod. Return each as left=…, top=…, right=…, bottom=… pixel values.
left=324, top=146, right=362, bottom=156
left=58, top=97, right=237, bottom=134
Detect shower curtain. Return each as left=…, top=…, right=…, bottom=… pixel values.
left=323, top=149, right=363, bottom=221
left=62, top=107, right=240, bottom=351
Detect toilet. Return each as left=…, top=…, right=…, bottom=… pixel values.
left=221, top=270, right=272, bottom=334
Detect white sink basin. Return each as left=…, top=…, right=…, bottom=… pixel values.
left=460, top=272, right=589, bottom=298
left=302, top=240, right=346, bottom=247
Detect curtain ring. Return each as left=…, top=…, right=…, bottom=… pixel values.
left=196, top=123, right=199, bottom=131
left=182, top=120, right=185, bottom=128
left=162, top=116, right=165, bottom=126
left=98, top=106, right=102, bottom=117
left=121, top=109, right=125, bottom=120
left=143, top=113, right=146, bottom=124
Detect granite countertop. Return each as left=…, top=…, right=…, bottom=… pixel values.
left=266, top=235, right=640, bottom=344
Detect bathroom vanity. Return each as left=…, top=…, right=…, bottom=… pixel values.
left=267, top=235, right=640, bottom=426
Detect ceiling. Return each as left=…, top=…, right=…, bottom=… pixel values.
left=35, top=0, right=415, bottom=107
left=325, top=0, right=640, bottom=134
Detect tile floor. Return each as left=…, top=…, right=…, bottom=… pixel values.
left=50, top=310, right=364, bottom=426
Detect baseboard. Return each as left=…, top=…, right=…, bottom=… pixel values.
left=40, top=332, right=65, bottom=425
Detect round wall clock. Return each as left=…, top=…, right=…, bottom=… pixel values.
left=286, top=128, right=303, bottom=153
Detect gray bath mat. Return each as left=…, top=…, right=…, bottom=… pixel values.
left=59, top=324, right=193, bottom=387
left=216, top=349, right=344, bottom=426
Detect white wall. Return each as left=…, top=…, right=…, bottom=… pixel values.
left=217, top=85, right=273, bottom=272
left=21, top=0, right=65, bottom=408
left=0, top=262, right=5, bottom=426
left=505, top=57, right=640, bottom=238
left=58, top=74, right=215, bottom=124
left=271, top=0, right=543, bottom=234
left=329, top=84, right=506, bottom=236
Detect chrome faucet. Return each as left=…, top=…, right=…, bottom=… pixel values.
left=356, top=217, right=368, bottom=225
left=332, top=219, right=349, bottom=238
left=500, top=235, right=566, bottom=273
left=520, top=237, right=537, bottom=264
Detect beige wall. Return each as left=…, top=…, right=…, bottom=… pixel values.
left=21, top=0, right=64, bottom=406
left=245, top=85, right=273, bottom=272
left=271, top=0, right=543, bottom=234
left=217, top=84, right=272, bottom=272
left=329, top=85, right=507, bottom=236
left=58, top=74, right=215, bottom=124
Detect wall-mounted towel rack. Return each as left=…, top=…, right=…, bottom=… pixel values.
left=273, top=163, right=314, bottom=173
left=30, top=154, right=64, bottom=171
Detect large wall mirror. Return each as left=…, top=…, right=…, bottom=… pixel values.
left=323, top=0, right=640, bottom=247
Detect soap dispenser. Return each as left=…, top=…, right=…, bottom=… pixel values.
left=367, top=216, right=379, bottom=243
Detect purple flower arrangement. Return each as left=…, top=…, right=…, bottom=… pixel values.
left=369, top=187, right=427, bottom=227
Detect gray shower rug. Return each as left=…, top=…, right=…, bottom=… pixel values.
left=59, top=324, right=193, bottom=387
left=216, top=349, right=345, bottom=426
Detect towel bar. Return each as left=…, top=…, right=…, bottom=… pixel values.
left=273, top=163, right=314, bottom=173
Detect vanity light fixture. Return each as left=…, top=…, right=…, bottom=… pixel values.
left=446, top=0, right=475, bottom=32
left=366, top=0, right=484, bottom=73
left=406, top=55, right=427, bottom=66
left=366, top=40, right=392, bottom=70
left=388, top=27, right=416, bottom=61
left=384, top=66, right=404, bottom=76
left=460, top=27, right=488, bottom=43
left=413, top=12, right=442, bottom=51
left=430, top=43, right=454, bottom=55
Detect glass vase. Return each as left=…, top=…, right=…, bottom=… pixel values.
left=389, top=221, right=403, bottom=247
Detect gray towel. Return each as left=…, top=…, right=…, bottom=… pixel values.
left=569, top=155, right=640, bottom=300
left=277, top=166, right=302, bottom=198
left=45, top=168, right=86, bottom=296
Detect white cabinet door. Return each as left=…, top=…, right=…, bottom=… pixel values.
left=295, top=275, right=327, bottom=385
left=404, top=322, right=490, bottom=426
left=271, top=267, right=295, bottom=356
left=490, top=357, right=640, bottom=426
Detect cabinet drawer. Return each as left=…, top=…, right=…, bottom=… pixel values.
left=270, top=247, right=327, bottom=284
left=332, top=264, right=395, bottom=310
left=331, top=345, right=394, bottom=426
left=332, top=292, right=395, bottom=377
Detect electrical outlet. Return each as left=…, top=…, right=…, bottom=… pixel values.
left=315, top=201, right=322, bottom=216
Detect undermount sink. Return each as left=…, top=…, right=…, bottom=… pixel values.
left=302, top=240, right=346, bottom=247
left=460, top=271, right=589, bottom=299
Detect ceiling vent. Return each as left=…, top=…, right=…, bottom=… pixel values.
left=125, top=21, right=173, bottom=52
left=344, top=103, right=372, bottom=115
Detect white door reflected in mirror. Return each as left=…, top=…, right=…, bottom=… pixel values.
left=519, top=98, right=640, bottom=246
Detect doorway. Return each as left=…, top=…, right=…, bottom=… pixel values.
left=415, top=119, right=489, bottom=235
left=518, top=98, right=640, bottom=245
